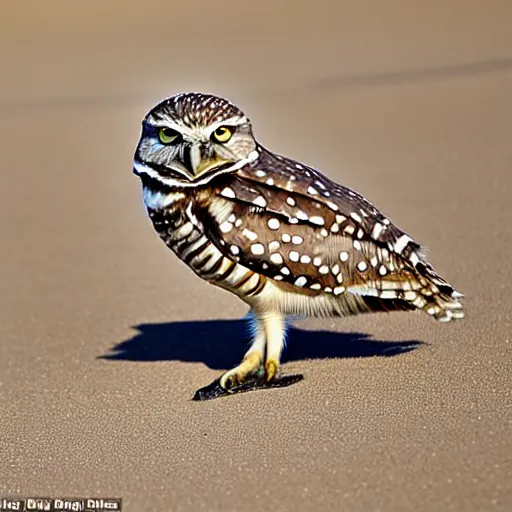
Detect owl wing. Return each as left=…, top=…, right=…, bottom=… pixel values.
left=194, top=149, right=463, bottom=320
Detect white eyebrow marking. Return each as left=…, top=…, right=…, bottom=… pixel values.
left=205, top=116, right=250, bottom=135
left=145, top=119, right=194, bottom=136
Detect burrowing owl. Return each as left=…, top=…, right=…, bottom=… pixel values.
left=133, top=92, right=464, bottom=391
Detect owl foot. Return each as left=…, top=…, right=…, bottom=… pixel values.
left=193, top=373, right=305, bottom=401
left=219, top=352, right=263, bottom=390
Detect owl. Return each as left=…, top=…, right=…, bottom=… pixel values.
left=133, top=92, right=464, bottom=392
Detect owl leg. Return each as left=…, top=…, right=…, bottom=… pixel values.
left=219, top=311, right=266, bottom=390
left=262, top=311, right=287, bottom=382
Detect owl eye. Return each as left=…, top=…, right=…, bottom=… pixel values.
left=211, top=126, right=234, bottom=143
left=158, top=127, right=181, bottom=144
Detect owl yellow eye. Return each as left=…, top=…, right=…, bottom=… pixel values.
left=158, top=127, right=181, bottom=144
left=211, top=126, right=233, bottom=143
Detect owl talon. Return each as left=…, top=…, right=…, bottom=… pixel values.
left=220, top=374, right=238, bottom=391
left=265, top=360, right=278, bottom=382
left=220, top=352, right=264, bottom=390
left=220, top=370, right=258, bottom=391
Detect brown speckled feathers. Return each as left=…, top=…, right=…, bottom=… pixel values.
left=193, top=146, right=463, bottom=321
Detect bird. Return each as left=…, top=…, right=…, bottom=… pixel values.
left=133, top=92, right=464, bottom=391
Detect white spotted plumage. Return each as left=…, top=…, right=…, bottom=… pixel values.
left=134, top=92, right=464, bottom=392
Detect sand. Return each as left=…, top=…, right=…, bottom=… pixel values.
left=1, top=1, right=511, bottom=510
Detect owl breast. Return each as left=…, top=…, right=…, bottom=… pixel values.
left=142, top=186, right=268, bottom=301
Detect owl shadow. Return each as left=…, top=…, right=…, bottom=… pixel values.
left=101, top=319, right=422, bottom=370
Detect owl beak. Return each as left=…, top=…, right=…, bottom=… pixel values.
left=185, top=144, right=232, bottom=178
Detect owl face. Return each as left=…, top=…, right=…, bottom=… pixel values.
left=134, top=93, right=258, bottom=187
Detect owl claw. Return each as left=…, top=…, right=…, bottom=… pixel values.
left=219, top=373, right=238, bottom=391
left=265, top=360, right=279, bottom=382
left=219, top=352, right=263, bottom=390
left=219, top=370, right=261, bottom=391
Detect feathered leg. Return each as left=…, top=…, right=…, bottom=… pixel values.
left=220, top=310, right=266, bottom=389
left=261, top=311, right=287, bottom=381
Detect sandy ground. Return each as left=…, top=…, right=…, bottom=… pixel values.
left=1, top=1, right=511, bottom=510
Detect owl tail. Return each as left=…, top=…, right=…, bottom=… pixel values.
left=413, top=264, right=465, bottom=322
left=351, top=264, right=464, bottom=322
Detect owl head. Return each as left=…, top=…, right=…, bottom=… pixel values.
left=134, top=92, right=259, bottom=187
